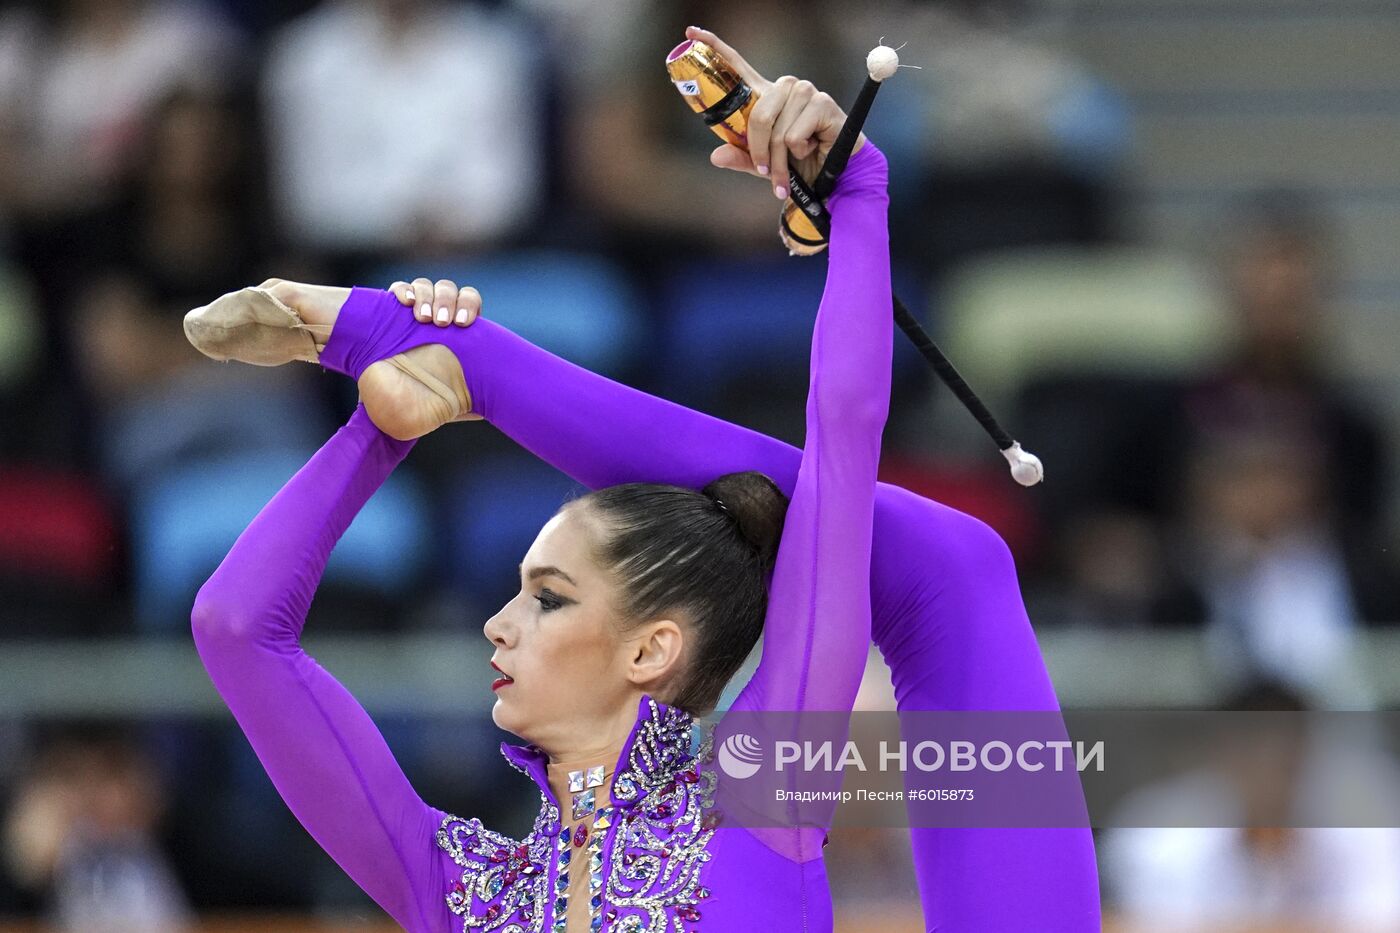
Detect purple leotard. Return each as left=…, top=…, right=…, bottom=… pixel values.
left=195, top=144, right=936, bottom=931
left=317, top=141, right=1101, bottom=927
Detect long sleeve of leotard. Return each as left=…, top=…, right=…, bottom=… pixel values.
left=191, top=406, right=451, bottom=933
left=723, top=144, right=891, bottom=860
left=726, top=144, right=890, bottom=719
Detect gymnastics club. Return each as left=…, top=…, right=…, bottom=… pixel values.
left=666, top=39, right=1044, bottom=486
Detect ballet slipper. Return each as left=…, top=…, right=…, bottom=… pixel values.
left=184, top=286, right=326, bottom=366
left=184, top=285, right=481, bottom=441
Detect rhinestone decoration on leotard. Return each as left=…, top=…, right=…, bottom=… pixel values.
left=437, top=697, right=721, bottom=932
left=437, top=801, right=553, bottom=932
left=570, top=762, right=605, bottom=820
left=556, top=761, right=609, bottom=931
left=586, top=816, right=606, bottom=931
left=602, top=700, right=720, bottom=932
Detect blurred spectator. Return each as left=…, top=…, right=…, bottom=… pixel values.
left=1027, top=189, right=1395, bottom=656
left=57, top=78, right=324, bottom=494
left=54, top=81, right=276, bottom=376
left=1100, top=681, right=1400, bottom=930
left=1190, top=190, right=1389, bottom=534
left=1183, top=429, right=1373, bottom=705
left=78, top=84, right=277, bottom=302
left=0, top=4, right=250, bottom=474
left=3, top=729, right=192, bottom=932
left=26, top=81, right=279, bottom=350
left=261, top=0, right=545, bottom=257
left=0, top=0, right=240, bottom=219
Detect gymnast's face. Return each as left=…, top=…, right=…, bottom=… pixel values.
left=482, top=504, right=683, bottom=748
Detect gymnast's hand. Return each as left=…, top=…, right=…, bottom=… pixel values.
left=388, top=277, right=482, bottom=327
left=685, top=26, right=866, bottom=203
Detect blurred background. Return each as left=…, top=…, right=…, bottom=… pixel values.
left=0, top=0, right=1397, bottom=930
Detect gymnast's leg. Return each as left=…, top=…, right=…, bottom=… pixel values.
left=867, top=486, right=1101, bottom=931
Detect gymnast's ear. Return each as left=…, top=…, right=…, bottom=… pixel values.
left=625, top=618, right=685, bottom=689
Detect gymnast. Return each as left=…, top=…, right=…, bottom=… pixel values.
left=187, top=28, right=1099, bottom=932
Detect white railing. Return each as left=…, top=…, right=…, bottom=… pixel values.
left=2, top=628, right=1397, bottom=716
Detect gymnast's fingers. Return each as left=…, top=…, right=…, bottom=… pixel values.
left=809, top=90, right=850, bottom=157
left=411, top=278, right=435, bottom=322
left=432, top=279, right=457, bottom=327
left=747, top=75, right=794, bottom=182
left=685, top=27, right=766, bottom=89
left=781, top=90, right=837, bottom=170
left=389, top=281, right=414, bottom=307
left=769, top=79, right=816, bottom=200
left=454, top=285, right=482, bottom=327
left=710, top=143, right=757, bottom=175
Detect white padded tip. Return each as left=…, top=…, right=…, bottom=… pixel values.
left=866, top=45, right=900, bottom=82
left=1002, top=442, right=1044, bottom=487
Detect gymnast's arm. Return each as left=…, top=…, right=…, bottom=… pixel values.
left=722, top=141, right=891, bottom=860
left=728, top=139, right=890, bottom=715
left=190, top=405, right=450, bottom=933
left=728, top=140, right=890, bottom=711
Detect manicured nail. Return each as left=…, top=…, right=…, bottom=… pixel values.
left=455, top=308, right=469, bottom=325
left=775, top=185, right=788, bottom=200
left=436, top=306, right=450, bottom=324
left=757, top=164, right=769, bottom=176
left=419, top=302, right=431, bottom=320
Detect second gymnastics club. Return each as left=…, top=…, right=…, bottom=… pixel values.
left=666, top=39, right=1044, bottom=487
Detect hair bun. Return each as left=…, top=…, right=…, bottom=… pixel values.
left=702, top=472, right=789, bottom=571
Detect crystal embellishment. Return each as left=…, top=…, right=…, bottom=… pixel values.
left=436, top=803, right=552, bottom=932
left=440, top=697, right=720, bottom=932
left=613, top=776, right=638, bottom=801
left=585, top=828, right=605, bottom=931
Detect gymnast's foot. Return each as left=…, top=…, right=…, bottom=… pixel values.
left=183, top=278, right=480, bottom=441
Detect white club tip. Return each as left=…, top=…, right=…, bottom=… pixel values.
left=1002, top=442, right=1044, bottom=487
left=866, top=45, right=900, bottom=82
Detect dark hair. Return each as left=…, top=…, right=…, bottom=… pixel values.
left=577, top=471, right=789, bottom=716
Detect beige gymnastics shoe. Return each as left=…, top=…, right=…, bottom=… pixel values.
left=184, top=285, right=326, bottom=366
left=184, top=284, right=480, bottom=441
